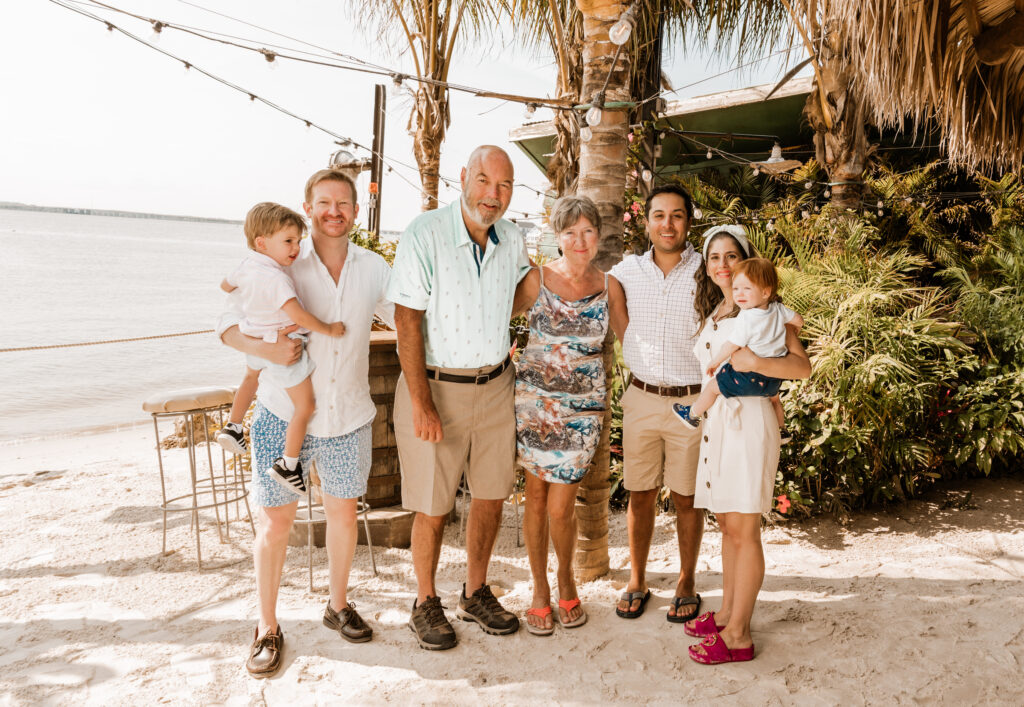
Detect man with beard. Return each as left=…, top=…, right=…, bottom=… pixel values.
left=388, top=145, right=530, bottom=650
left=219, top=169, right=394, bottom=677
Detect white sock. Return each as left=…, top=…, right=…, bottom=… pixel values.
left=226, top=422, right=243, bottom=432
left=283, top=455, right=299, bottom=471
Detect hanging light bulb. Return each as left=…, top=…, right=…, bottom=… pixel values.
left=693, top=207, right=703, bottom=220
left=752, top=167, right=760, bottom=176
left=814, top=204, right=821, bottom=212
left=801, top=210, right=810, bottom=220
left=579, top=125, right=593, bottom=143
left=824, top=188, right=831, bottom=198
left=390, top=74, right=405, bottom=96
left=641, top=168, right=653, bottom=183
left=706, top=148, right=713, bottom=160
left=805, top=181, right=813, bottom=190
left=263, top=50, right=278, bottom=70
left=523, top=103, right=536, bottom=119
left=106, top=22, right=114, bottom=33
left=149, top=21, right=164, bottom=43
left=608, top=5, right=637, bottom=46
left=585, top=94, right=605, bottom=127
left=765, top=142, right=785, bottom=164
left=877, top=209, right=884, bottom=217
left=182, top=61, right=191, bottom=72
left=876, top=199, right=883, bottom=208
left=767, top=219, right=776, bottom=232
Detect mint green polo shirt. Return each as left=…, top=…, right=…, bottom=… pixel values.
left=386, top=200, right=531, bottom=368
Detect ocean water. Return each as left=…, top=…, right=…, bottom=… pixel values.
left=0, top=210, right=250, bottom=441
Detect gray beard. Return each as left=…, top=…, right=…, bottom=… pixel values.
left=461, top=193, right=501, bottom=227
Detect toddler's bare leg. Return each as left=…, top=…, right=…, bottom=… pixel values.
left=770, top=395, right=784, bottom=428
left=229, top=367, right=261, bottom=424
left=689, top=378, right=720, bottom=419
left=283, top=376, right=315, bottom=459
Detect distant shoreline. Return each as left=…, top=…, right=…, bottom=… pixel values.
left=0, top=201, right=242, bottom=225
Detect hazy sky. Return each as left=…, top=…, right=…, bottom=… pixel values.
left=2, top=0, right=801, bottom=232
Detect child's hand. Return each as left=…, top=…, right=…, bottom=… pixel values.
left=327, top=321, right=346, bottom=337
left=706, top=365, right=717, bottom=377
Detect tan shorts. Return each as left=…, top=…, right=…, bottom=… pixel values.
left=394, top=364, right=516, bottom=516
left=621, top=384, right=702, bottom=495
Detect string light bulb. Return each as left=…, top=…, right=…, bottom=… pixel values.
left=767, top=219, right=776, bottom=232
left=608, top=5, right=637, bottom=46
left=263, top=50, right=278, bottom=69
left=765, top=142, right=785, bottom=164
left=801, top=210, right=810, bottom=220
left=752, top=167, right=760, bottom=176
left=390, top=74, right=404, bottom=96
left=641, top=168, right=652, bottom=183
left=585, top=94, right=604, bottom=127
left=706, top=148, right=713, bottom=160
left=524, top=103, right=536, bottom=119
left=805, top=181, right=813, bottom=190
left=578, top=114, right=593, bottom=143
left=824, top=188, right=831, bottom=198
left=693, top=207, right=703, bottom=220
left=149, top=21, right=164, bottom=43
left=876, top=199, right=883, bottom=208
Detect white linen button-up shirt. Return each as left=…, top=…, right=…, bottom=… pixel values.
left=610, top=245, right=703, bottom=386
left=386, top=200, right=531, bottom=368
left=217, top=238, right=395, bottom=438
left=225, top=252, right=305, bottom=342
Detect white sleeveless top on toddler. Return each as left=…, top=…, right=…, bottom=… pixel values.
left=727, top=302, right=798, bottom=359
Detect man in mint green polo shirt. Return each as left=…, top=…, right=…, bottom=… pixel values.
left=388, top=145, right=531, bottom=650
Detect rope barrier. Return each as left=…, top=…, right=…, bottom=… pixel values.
left=0, top=329, right=215, bottom=353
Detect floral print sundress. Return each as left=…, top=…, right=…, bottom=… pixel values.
left=515, top=267, right=609, bottom=484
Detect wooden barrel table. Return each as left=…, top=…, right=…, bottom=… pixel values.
left=367, top=330, right=402, bottom=508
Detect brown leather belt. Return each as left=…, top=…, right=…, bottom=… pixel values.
left=426, top=355, right=512, bottom=385
left=629, top=375, right=701, bottom=398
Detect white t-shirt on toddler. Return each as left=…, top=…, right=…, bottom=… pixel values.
left=225, top=252, right=308, bottom=343
left=727, top=301, right=798, bottom=359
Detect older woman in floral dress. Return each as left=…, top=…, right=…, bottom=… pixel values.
left=511, top=195, right=627, bottom=636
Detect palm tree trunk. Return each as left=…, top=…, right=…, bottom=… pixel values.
left=802, top=27, right=871, bottom=210
left=575, top=0, right=630, bottom=582
left=413, top=85, right=444, bottom=211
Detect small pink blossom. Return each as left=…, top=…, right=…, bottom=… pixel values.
left=627, top=132, right=634, bottom=143
left=623, top=212, right=632, bottom=222
left=630, top=202, right=641, bottom=214
left=776, top=494, right=791, bottom=514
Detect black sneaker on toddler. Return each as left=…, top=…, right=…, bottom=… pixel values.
left=268, top=458, right=307, bottom=496
left=672, top=404, right=701, bottom=429
left=215, top=423, right=248, bottom=455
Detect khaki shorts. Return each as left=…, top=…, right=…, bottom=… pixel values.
left=621, top=384, right=702, bottom=496
left=394, top=364, right=516, bottom=516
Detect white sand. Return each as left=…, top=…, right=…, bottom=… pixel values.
left=1, top=428, right=1023, bottom=705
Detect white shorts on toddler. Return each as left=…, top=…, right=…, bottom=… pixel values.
left=246, top=333, right=315, bottom=390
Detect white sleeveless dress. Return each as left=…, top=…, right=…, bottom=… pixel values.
left=692, top=315, right=781, bottom=514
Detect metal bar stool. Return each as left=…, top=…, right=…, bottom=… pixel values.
left=292, top=458, right=378, bottom=593
left=143, top=387, right=255, bottom=569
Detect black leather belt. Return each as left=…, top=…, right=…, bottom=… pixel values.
left=629, top=375, right=701, bottom=398
left=426, top=356, right=512, bottom=385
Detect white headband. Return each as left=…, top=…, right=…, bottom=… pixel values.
left=701, top=224, right=751, bottom=260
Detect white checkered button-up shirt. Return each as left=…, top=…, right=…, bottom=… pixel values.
left=610, top=245, right=703, bottom=386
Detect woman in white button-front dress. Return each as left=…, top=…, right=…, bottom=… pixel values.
left=684, top=226, right=811, bottom=665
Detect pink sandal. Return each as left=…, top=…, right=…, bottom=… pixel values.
left=684, top=611, right=725, bottom=637
left=688, top=633, right=755, bottom=665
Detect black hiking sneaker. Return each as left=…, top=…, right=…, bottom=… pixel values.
left=456, top=584, right=520, bottom=635
left=672, top=404, right=701, bottom=429
left=409, top=596, right=457, bottom=651
left=267, top=458, right=307, bottom=496
left=215, top=424, right=248, bottom=455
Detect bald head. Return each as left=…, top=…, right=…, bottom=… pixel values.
left=460, top=145, right=514, bottom=228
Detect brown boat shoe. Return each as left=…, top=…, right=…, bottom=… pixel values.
left=245, top=624, right=284, bottom=678
left=323, top=601, right=373, bottom=643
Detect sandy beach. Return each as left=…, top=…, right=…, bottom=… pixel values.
left=2, top=427, right=1023, bottom=705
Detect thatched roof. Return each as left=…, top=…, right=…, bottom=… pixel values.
left=826, top=0, right=1024, bottom=173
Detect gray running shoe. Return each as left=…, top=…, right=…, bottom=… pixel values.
left=409, top=596, right=457, bottom=650
left=456, top=584, right=520, bottom=635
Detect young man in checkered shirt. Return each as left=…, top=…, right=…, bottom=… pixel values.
left=609, top=184, right=706, bottom=624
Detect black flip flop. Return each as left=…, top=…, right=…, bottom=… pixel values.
left=666, top=594, right=702, bottom=624
left=615, top=589, right=652, bottom=619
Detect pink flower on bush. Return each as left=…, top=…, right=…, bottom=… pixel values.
left=628, top=132, right=634, bottom=143
left=775, top=494, right=791, bottom=513
left=623, top=212, right=632, bottom=222
left=630, top=202, right=641, bottom=214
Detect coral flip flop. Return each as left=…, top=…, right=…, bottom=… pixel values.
left=688, top=633, right=755, bottom=665
left=525, top=606, right=554, bottom=636
left=684, top=611, right=725, bottom=637
left=557, top=598, right=587, bottom=629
